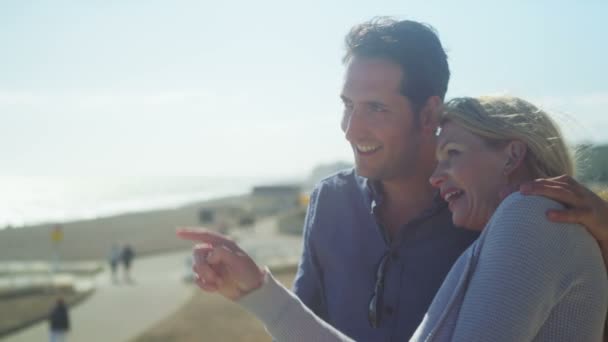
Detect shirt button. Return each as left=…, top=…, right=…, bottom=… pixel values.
left=385, top=306, right=394, bottom=315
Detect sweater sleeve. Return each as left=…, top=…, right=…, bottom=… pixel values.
left=450, top=193, right=605, bottom=341
left=238, top=269, right=354, bottom=342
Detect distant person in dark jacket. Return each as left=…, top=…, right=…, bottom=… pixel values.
left=108, top=243, right=121, bottom=284
left=121, top=243, right=135, bottom=283
left=48, top=297, right=70, bottom=342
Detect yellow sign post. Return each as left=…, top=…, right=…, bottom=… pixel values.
left=51, top=225, right=64, bottom=243
left=50, top=225, right=63, bottom=273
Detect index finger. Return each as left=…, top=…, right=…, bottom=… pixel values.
left=176, top=228, right=236, bottom=248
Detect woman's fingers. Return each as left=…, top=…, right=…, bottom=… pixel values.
left=206, top=246, right=264, bottom=294
left=206, top=245, right=241, bottom=266
left=177, top=227, right=225, bottom=243
left=193, top=262, right=222, bottom=287
left=179, top=227, right=264, bottom=299
left=192, top=243, right=226, bottom=289
left=207, top=246, right=255, bottom=275
left=177, top=228, right=242, bottom=253
left=193, top=243, right=213, bottom=262
left=194, top=274, right=219, bottom=292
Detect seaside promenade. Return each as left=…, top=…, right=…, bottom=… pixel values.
left=3, top=250, right=193, bottom=342
left=2, top=216, right=302, bottom=342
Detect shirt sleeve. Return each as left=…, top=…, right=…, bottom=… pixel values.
left=291, top=186, right=328, bottom=320
left=450, top=193, right=602, bottom=341
left=239, top=270, right=354, bottom=342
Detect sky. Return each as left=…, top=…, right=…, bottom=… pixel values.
left=1, top=0, right=607, bottom=179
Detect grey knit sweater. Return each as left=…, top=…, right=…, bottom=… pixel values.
left=239, top=193, right=608, bottom=341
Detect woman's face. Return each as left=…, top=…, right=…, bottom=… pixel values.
left=429, top=122, right=509, bottom=231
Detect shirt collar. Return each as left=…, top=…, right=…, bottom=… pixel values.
left=365, top=177, right=447, bottom=223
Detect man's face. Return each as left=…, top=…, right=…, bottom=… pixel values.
left=341, top=56, right=421, bottom=181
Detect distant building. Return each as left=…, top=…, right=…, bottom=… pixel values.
left=252, top=185, right=301, bottom=197
left=198, top=205, right=252, bottom=228
left=198, top=209, right=215, bottom=223
left=304, top=161, right=353, bottom=190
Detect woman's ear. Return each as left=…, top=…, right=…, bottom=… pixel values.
left=503, top=140, right=527, bottom=176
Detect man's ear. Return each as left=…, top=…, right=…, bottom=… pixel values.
left=503, top=140, right=527, bottom=176
left=419, top=96, right=442, bottom=135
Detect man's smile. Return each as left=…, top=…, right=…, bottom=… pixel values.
left=355, top=143, right=382, bottom=154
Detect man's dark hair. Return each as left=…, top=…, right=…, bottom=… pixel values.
left=344, top=17, right=450, bottom=112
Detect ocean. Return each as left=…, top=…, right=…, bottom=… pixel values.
left=0, top=175, right=292, bottom=228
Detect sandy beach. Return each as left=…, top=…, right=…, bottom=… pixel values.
left=0, top=195, right=251, bottom=262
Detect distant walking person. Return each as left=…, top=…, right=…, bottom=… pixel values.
left=48, top=297, right=70, bottom=342
left=121, top=243, right=135, bottom=283
left=108, top=243, right=121, bottom=283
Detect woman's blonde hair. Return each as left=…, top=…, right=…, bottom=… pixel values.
left=442, top=96, right=574, bottom=178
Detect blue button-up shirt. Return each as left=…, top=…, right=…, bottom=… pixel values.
left=293, top=169, right=479, bottom=341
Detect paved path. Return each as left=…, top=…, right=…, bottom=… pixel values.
left=3, top=250, right=194, bottom=342
left=235, top=216, right=303, bottom=267
left=3, top=216, right=302, bottom=342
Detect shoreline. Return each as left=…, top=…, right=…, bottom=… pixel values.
left=2, top=192, right=250, bottom=231
left=0, top=193, right=250, bottom=262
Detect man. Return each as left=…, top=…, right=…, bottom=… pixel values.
left=292, top=17, right=608, bottom=341
left=292, top=18, right=474, bottom=341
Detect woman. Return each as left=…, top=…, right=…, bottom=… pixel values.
left=178, top=96, right=608, bottom=341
